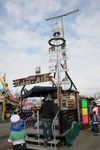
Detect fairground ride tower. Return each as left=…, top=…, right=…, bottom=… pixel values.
left=47, top=9, right=79, bottom=108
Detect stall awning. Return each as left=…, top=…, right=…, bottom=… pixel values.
left=22, top=86, right=57, bottom=98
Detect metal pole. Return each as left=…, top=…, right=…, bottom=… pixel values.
left=61, top=17, right=64, bottom=38
left=2, top=96, right=6, bottom=120
left=57, top=86, right=61, bottom=109
left=46, top=9, right=79, bottom=21
left=56, top=43, right=61, bottom=109
left=37, top=110, right=40, bottom=147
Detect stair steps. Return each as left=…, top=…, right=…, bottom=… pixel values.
left=26, top=137, right=60, bottom=145
left=25, top=113, right=60, bottom=149
left=26, top=143, right=58, bottom=150
left=26, top=133, right=60, bottom=150
left=26, top=127, right=59, bottom=136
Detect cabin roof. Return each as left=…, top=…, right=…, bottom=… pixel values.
left=22, top=86, right=57, bottom=98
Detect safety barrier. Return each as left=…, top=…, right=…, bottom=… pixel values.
left=64, top=121, right=83, bottom=146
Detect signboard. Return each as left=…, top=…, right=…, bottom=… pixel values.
left=49, top=64, right=56, bottom=72
left=60, top=51, right=66, bottom=59
left=61, top=93, right=76, bottom=110
left=81, top=99, right=89, bottom=124
left=13, top=73, right=52, bottom=87
left=49, top=54, right=56, bottom=62
left=61, top=80, right=71, bottom=91
left=22, top=98, right=41, bottom=110
left=49, top=46, right=56, bottom=53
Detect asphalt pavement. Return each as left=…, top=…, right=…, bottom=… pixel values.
left=0, top=122, right=100, bottom=150
left=59, top=128, right=100, bottom=150
left=0, top=121, right=10, bottom=150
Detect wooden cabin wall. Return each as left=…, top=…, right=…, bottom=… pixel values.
left=58, top=109, right=78, bottom=134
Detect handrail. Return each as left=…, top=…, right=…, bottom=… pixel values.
left=52, top=111, right=59, bottom=149
left=25, top=112, right=36, bottom=128
left=52, top=111, right=59, bottom=128
left=36, top=110, right=40, bottom=147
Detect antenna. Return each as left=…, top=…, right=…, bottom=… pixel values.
left=46, top=9, right=79, bottom=37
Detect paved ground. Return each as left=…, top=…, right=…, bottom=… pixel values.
left=59, top=128, right=100, bottom=150
left=0, top=122, right=100, bottom=150
left=0, top=122, right=10, bottom=150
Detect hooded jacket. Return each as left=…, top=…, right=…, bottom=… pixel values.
left=40, top=100, right=56, bottom=119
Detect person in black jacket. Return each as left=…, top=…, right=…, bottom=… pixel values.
left=39, top=94, right=56, bottom=144
left=92, top=111, right=99, bottom=135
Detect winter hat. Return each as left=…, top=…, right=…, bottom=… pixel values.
left=45, top=94, right=53, bottom=101
left=10, top=114, right=20, bottom=123
left=10, top=114, right=24, bottom=131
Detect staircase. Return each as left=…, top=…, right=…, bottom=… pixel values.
left=25, top=111, right=61, bottom=150
left=26, top=136, right=60, bottom=150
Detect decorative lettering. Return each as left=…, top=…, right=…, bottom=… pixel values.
left=13, top=73, right=51, bottom=87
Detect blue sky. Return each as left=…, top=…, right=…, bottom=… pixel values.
left=0, top=0, right=100, bottom=97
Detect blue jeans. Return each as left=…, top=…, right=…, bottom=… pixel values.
left=42, top=118, right=52, bottom=141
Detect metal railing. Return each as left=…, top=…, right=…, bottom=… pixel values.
left=52, top=111, right=59, bottom=149
left=25, top=110, right=59, bottom=149
left=36, top=110, right=40, bottom=147
left=25, top=110, right=40, bottom=146
left=25, top=111, right=36, bottom=129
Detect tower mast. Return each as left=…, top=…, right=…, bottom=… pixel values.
left=47, top=9, right=79, bottom=108
left=46, top=9, right=79, bottom=37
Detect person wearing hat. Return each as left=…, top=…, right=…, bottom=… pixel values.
left=39, top=94, right=56, bottom=146
left=10, top=114, right=25, bottom=132
left=8, top=114, right=27, bottom=150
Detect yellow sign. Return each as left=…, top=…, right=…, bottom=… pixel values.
left=82, top=108, right=88, bottom=115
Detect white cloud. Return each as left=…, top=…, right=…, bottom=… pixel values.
left=5, top=0, right=61, bottom=25
left=0, top=28, right=49, bottom=52
left=73, top=14, right=100, bottom=38
left=0, top=0, right=100, bottom=97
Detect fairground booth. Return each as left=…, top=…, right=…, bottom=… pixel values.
left=13, top=71, right=82, bottom=148
left=12, top=11, right=82, bottom=149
